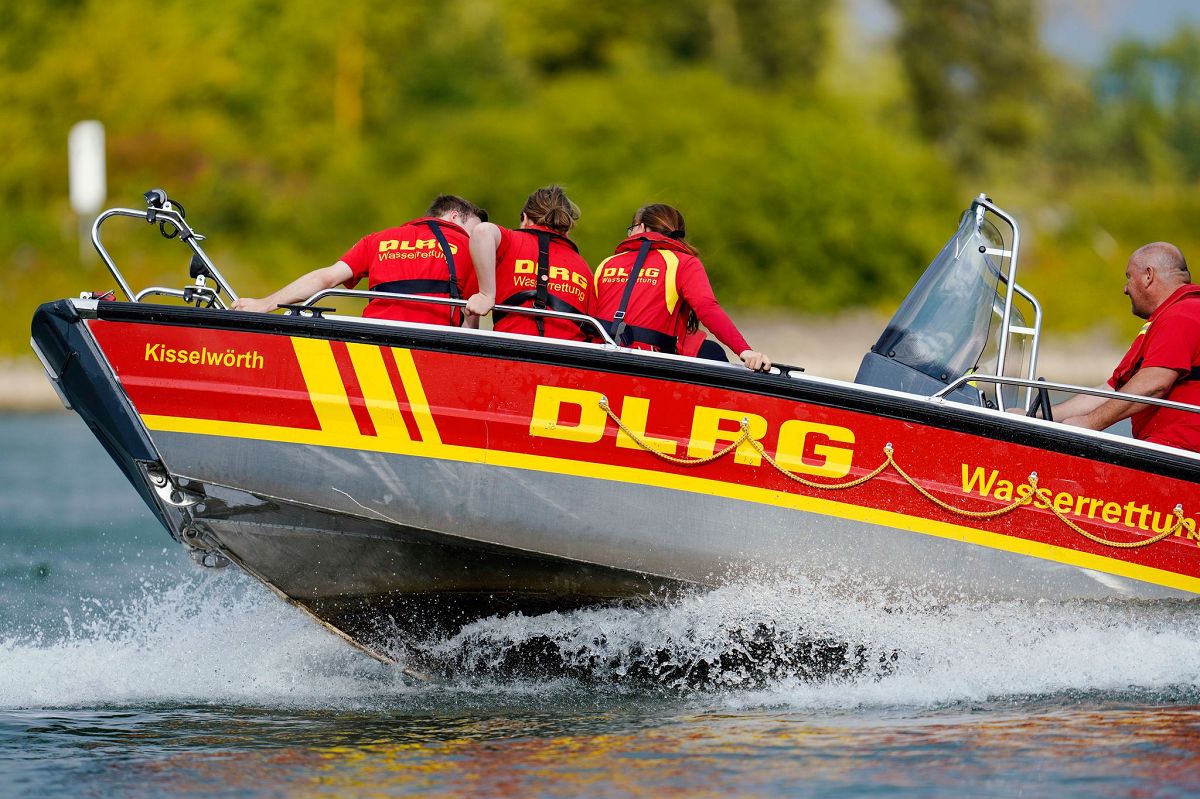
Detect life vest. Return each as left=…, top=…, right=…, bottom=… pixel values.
left=593, top=232, right=750, bottom=356
left=372, top=220, right=466, bottom=325
left=342, top=217, right=475, bottom=326
left=1112, top=284, right=1200, bottom=388
left=1110, top=283, right=1200, bottom=448
left=593, top=233, right=690, bottom=353
left=493, top=225, right=593, bottom=341
left=600, top=238, right=679, bottom=352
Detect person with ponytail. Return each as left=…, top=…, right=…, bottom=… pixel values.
left=593, top=203, right=771, bottom=371
left=465, top=185, right=596, bottom=341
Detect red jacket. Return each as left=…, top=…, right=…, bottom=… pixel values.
left=592, top=233, right=750, bottom=355
left=1109, top=283, right=1200, bottom=451
left=493, top=225, right=595, bottom=341
left=340, top=217, right=476, bottom=325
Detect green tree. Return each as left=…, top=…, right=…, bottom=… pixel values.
left=495, top=0, right=832, bottom=86
left=889, top=0, right=1046, bottom=165
left=1091, top=27, right=1200, bottom=180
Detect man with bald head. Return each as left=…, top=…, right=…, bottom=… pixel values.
left=1052, top=242, right=1200, bottom=451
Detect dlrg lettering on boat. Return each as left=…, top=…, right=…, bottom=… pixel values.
left=529, top=383, right=856, bottom=478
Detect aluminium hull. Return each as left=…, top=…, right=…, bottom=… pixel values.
left=31, top=300, right=1200, bottom=659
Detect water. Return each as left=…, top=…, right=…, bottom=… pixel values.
left=3, top=414, right=1200, bottom=797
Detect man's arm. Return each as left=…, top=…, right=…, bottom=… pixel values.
left=231, top=262, right=353, bottom=313
left=1036, top=383, right=1111, bottom=420
left=1058, top=367, right=1181, bottom=430
left=465, top=223, right=501, bottom=317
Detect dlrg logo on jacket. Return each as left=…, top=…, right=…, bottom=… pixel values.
left=377, top=239, right=459, bottom=255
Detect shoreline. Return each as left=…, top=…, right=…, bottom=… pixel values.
left=3, top=315, right=1126, bottom=413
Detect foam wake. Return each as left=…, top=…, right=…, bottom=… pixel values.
left=3, top=568, right=1200, bottom=710
left=410, top=576, right=901, bottom=689
left=408, top=572, right=1200, bottom=705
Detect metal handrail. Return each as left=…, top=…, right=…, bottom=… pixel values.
left=134, top=286, right=228, bottom=309
left=303, top=288, right=620, bottom=348
left=91, top=204, right=239, bottom=304
left=971, top=195, right=1040, bottom=412
left=933, top=373, right=1200, bottom=417
left=1003, top=280, right=1043, bottom=409
left=974, top=197, right=1023, bottom=391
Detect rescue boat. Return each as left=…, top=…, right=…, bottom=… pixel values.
left=30, top=190, right=1200, bottom=663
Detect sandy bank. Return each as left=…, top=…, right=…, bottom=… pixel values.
left=737, top=312, right=1125, bottom=388
left=3, top=358, right=67, bottom=413
left=4, top=314, right=1126, bottom=413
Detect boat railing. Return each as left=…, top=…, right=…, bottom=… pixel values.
left=92, top=189, right=239, bottom=308
left=295, top=289, right=812, bottom=372
left=934, top=374, right=1200, bottom=419
left=303, top=288, right=621, bottom=348
left=996, top=278, right=1044, bottom=411
left=974, top=196, right=1042, bottom=411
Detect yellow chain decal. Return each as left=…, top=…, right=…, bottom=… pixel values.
left=1042, top=497, right=1185, bottom=548
left=599, top=396, right=749, bottom=465
left=599, top=398, right=1187, bottom=549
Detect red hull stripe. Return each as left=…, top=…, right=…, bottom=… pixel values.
left=330, top=340, right=377, bottom=437
left=382, top=347, right=423, bottom=442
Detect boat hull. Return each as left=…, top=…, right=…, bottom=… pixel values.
left=31, top=300, right=1200, bottom=659
left=164, top=433, right=1194, bottom=603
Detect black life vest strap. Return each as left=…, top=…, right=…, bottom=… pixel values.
left=1131, top=362, right=1200, bottom=384
left=373, top=278, right=459, bottom=296
left=422, top=219, right=462, bottom=326
left=608, top=238, right=654, bottom=346
left=619, top=324, right=677, bottom=353
left=495, top=290, right=591, bottom=337
left=533, top=231, right=552, bottom=337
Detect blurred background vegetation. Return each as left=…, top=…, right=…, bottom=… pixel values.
left=5, top=0, right=1200, bottom=356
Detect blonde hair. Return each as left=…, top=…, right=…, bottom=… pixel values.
left=522, top=185, right=580, bottom=234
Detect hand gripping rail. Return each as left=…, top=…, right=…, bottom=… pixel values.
left=302, top=288, right=620, bottom=348
left=933, top=374, right=1200, bottom=418
left=91, top=194, right=239, bottom=307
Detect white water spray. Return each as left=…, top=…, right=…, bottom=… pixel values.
left=2, top=570, right=1199, bottom=710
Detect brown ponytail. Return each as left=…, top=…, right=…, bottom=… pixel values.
left=522, top=185, right=580, bottom=235
left=633, top=203, right=699, bottom=256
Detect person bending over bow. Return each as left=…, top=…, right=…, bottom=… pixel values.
left=232, top=194, right=487, bottom=327
left=1048, top=242, right=1200, bottom=451
left=592, top=203, right=771, bottom=371
left=464, top=185, right=596, bottom=341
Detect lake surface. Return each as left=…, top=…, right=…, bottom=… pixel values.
left=3, top=413, right=1200, bottom=797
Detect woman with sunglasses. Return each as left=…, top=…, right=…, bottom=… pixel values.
left=593, top=203, right=771, bottom=371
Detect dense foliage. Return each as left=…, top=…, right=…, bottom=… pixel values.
left=3, top=0, right=1200, bottom=354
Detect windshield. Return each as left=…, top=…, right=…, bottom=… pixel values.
left=869, top=209, right=1004, bottom=384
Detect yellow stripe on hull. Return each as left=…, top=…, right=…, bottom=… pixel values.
left=139, top=412, right=1200, bottom=596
